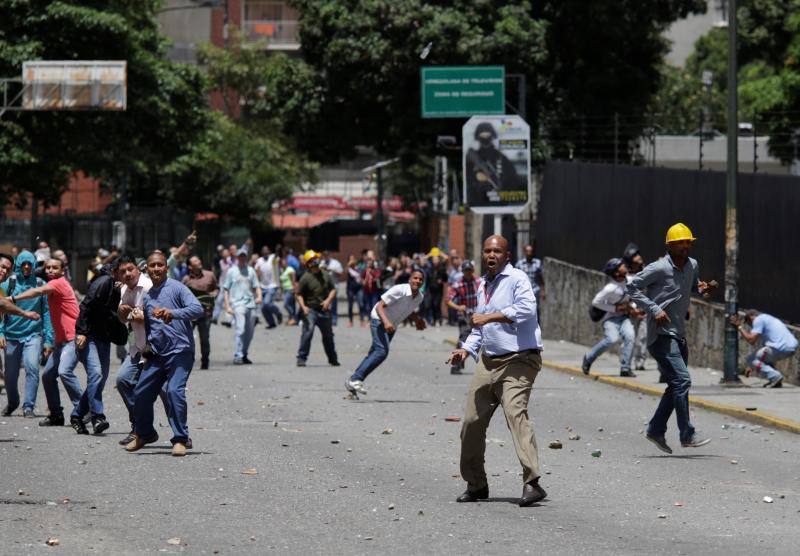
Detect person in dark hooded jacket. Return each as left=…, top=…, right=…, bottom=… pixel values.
left=60, top=260, right=122, bottom=434
left=0, top=251, right=54, bottom=417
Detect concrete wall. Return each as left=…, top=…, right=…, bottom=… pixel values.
left=541, top=258, right=800, bottom=384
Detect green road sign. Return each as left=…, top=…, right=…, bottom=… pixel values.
left=421, top=66, right=505, bottom=118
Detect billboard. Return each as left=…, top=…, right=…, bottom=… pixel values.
left=462, top=115, right=530, bottom=214
left=22, top=61, right=127, bottom=110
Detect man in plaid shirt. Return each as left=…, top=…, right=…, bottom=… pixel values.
left=446, top=260, right=482, bottom=374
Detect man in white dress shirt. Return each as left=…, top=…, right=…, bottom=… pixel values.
left=448, top=235, right=546, bottom=507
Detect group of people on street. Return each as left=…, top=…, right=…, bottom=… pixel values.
left=1, top=221, right=796, bottom=507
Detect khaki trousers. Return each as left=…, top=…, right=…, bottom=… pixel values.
left=460, top=350, right=542, bottom=489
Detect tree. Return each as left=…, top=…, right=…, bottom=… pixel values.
left=239, top=0, right=706, bottom=205
left=0, top=0, right=209, bottom=208
left=652, top=0, right=800, bottom=163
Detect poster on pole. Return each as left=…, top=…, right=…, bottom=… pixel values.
left=462, top=115, right=530, bottom=214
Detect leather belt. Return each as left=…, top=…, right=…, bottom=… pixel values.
left=487, top=348, right=541, bottom=360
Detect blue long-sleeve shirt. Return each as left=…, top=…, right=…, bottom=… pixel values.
left=462, top=263, right=543, bottom=360
left=143, top=278, right=204, bottom=356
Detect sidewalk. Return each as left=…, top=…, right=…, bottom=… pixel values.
left=432, top=326, right=800, bottom=434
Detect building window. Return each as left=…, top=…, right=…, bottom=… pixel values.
left=243, top=1, right=299, bottom=46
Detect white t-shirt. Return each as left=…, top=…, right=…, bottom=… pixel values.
left=323, top=257, right=344, bottom=282
left=370, top=284, right=424, bottom=326
left=119, top=273, right=153, bottom=356
left=255, top=254, right=278, bottom=289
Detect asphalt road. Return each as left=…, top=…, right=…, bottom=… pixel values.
left=1, top=322, right=799, bottom=555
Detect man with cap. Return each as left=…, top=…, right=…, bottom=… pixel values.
left=582, top=258, right=636, bottom=377
left=223, top=250, right=262, bottom=365
left=628, top=223, right=716, bottom=453
left=295, top=250, right=339, bottom=367
left=446, top=260, right=482, bottom=374
left=623, top=243, right=648, bottom=371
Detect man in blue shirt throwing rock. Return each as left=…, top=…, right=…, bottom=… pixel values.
left=448, top=235, right=546, bottom=508
left=628, top=223, right=717, bottom=454
left=731, top=310, right=797, bottom=388
left=125, top=251, right=204, bottom=457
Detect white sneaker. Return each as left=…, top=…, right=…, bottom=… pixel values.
left=345, top=379, right=367, bottom=396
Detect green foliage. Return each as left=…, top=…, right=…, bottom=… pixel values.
left=163, top=111, right=316, bottom=221
left=242, top=0, right=706, bottom=202
left=0, top=0, right=209, bottom=207
left=653, top=0, right=800, bottom=163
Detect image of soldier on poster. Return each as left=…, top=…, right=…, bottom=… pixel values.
left=463, top=119, right=529, bottom=208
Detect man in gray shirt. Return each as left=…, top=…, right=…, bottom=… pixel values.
left=627, top=223, right=716, bottom=454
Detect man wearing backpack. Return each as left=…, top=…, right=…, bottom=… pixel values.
left=0, top=250, right=55, bottom=417
left=582, top=258, right=636, bottom=378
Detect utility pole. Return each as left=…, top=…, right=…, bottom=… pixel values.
left=722, top=0, right=742, bottom=385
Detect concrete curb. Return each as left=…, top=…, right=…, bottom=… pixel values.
left=443, top=339, right=800, bottom=435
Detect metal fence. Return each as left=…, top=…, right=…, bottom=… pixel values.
left=536, top=160, right=800, bottom=324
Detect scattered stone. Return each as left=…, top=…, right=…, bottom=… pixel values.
left=730, top=460, right=738, bottom=465
left=250, top=536, right=256, bottom=541
left=167, top=537, right=182, bottom=546
left=428, top=432, right=435, bottom=436
left=548, top=440, right=563, bottom=450
left=197, top=400, right=205, bottom=406
left=674, top=502, right=683, bottom=507
left=330, top=439, right=340, bottom=444
left=745, top=407, right=757, bottom=412
left=658, top=514, right=667, bottom=519
left=568, top=434, right=581, bottom=441
left=46, top=501, right=57, bottom=506
left=382, top=428, right=393, bottom=435
left=597, top=427, right=604, bottom=432
left=418, top=510, right=424, bottom=516
left=46, top=538, right=60, bottom=546
left=763, top=496, right=774, bottom=503
left=444, top=416, right=461, bottom=422
left=273, top=421, right=278, bottom=427
left=364, top=536, right=373, bottom=541
left=388, top=503, right=395, bottom=510
left=242, top=468, right=258, bottom=475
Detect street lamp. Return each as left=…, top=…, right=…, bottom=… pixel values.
left=361, top=158, right=399, bottom=263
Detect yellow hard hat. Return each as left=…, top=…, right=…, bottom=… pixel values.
left=303, top=249, right=319, bottom=264
left=665, top=223, right=696, bottom=243
left=427, top=246, right=441, bottom=258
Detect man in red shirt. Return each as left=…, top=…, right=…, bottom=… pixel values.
left=9, top=258, right=80, bottom=426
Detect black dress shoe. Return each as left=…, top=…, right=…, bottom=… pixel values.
left=200, top=361, right=209, bottom=370
left=1, top=405, right=16, bottom=417
left=39, top=414, right=65, bottom=427
left=456, top=486, right=489, bottom=503
left=242, top=357, right=253, bottom=365
left=519, top=481, right=547, bottom=507
left=329, top=360, right=341, bottom=367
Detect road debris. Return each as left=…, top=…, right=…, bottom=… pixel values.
left=241, top=468, right=258, bottom=475
left=46, top=538, right=60, bottom=546
left=763, top=496, right=774, bottom=503
left=591, top=450, right=602, bottom=458
left=444, top=416, right=461, bottom=422
left=167, top=537, right=182, bottom=545
left=548, top=440, right=563, bottom=449
left=382, top=428, right=393, bottom=435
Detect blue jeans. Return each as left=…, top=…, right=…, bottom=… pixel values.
left=233, top=306, right=256, bottom=360
left=3, top=335, right=43, bottom=412
left=586, top=316, right=635, bottom=371
left=330, top=295, right=338, bottom=326
left=347, top=285, right=364, bottom=323
left=350, top=319, right=394, bottom=382
left=647, top=335, right=695, bottom=442
left=297, top=309, right=338, bottom=363
left=283, top=291, right=296, bottom=321
left=42, top=341, right=66, bottom=415
left=133, top=351, right=193, bottom=444
left=116, top=352, right=170, bottom=427
left=58, top=338, right=111, bottom=419
left=260, top=286, right=283, bottom=327
left=746, top=346, right=793, bottom=382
